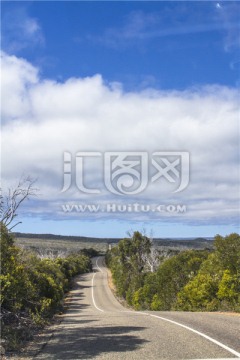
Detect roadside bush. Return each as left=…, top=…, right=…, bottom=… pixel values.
left=132, top=272, right=158, bottom=310
left=0, top=223, right=92, bottom=351
left=106, top=233, right=209, bottom=311
left=176, top=234, right=240, bottom=312
left=176, top=272, right=220, bottom=311
left=217, top=270, right=240, bottom=308
left=152, top=249, right=209, bottom=310
left=106, top=232, right=240, bottom=313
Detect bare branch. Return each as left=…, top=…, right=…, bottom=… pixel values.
left=8, top=221, right=22, bottom=231
left=0, top=176, right=38, bottom=230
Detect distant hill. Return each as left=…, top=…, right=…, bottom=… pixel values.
left=13, top=232, right=121, bottom=243
left=13, top=232, right=213, bottom=251
left=154, top=237, right=213, bottom=249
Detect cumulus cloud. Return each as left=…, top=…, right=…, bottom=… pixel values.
left=1, top=52, right=38, bottom=120
left=1, top=52, right=239, bottom=226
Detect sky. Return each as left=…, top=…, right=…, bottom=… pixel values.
left=1, top=1, right=240, bottom=238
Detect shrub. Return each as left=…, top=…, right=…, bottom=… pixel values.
left=0, top=224, right=92, bottom=351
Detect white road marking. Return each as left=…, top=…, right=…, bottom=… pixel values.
left=148, top=313, right=240, bottom=358
left=96, top=257, right=103, bottom=273
left=91, top=272, right=104, bottom=312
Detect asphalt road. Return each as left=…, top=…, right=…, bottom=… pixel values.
left=35, top=256, right=240, bottom=360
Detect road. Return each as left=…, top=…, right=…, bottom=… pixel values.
left=35, top=256, right=240, bottom=360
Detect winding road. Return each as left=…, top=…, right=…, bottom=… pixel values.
left=35, top=256, right=240, bottom=360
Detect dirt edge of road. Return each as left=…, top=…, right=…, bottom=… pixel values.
left=102, top=258, right=133, bottom=310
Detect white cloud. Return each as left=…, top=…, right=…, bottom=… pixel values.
left=1, top=52, right=239, bottom=226
left=87, top=7, right=240, bottom=51
left=214, top=2, right=240, bottom=52
left=1, top=7, right=44, bottom=54
left=1, top=52, right=38, bottom=120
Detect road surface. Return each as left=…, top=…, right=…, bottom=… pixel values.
left=35, top=256, right=240, bottom=360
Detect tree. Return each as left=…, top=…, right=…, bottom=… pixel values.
left=153, top=249, right=209, bottom=310
left=214, top=233, right=240, bottom=274
left=0, top=176, right=38, bottom=230
left=176, top=245, right=240, bottom=312
left=106, top=231, right=151, bottom=303
left=142, top=237, right=160, bottom=273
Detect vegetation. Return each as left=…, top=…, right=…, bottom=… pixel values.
left=14, top=234, right=111, bottom=255
left=14, top=232, right=213, bottom=255
left=0, top=224, right=92, bottom=352
left=176, top=233, right=240, bottom=311
left=106, top=231, right=240, bottom=312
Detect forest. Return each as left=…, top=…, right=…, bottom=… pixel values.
left=105, top=231, right=240, bottom=312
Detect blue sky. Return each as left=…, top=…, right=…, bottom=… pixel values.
left=2, top=1, right=239, bottom=89
left=1, top=1, right=240, bottom=238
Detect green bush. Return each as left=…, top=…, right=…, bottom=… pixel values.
left=176, top=234, right=240, bottom=312
left=153, top=249, right=209, bottom=310
left=106, top=231, right=240, bottom=313
left=106, top=232, right=151, bottom=303
left=0, top=223, right=92, bottom=351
